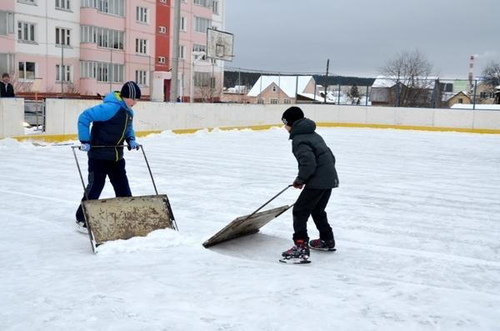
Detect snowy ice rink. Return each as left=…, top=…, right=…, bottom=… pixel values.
left=1, top=127, right=499, bottom=330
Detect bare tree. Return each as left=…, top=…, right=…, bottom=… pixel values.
left=196, top=77, right=223, bottom=103
left=481, top=61, right=500, bottom=87
left=380, top=49, right=434, bottom=107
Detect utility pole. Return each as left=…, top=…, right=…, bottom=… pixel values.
left=110, top=48, right=113, bottom=92
left=169, top=0, right=181, bottom=102
left=60, top=45, right=64, bottom=96
left=324, top=59, right=329, bottom=104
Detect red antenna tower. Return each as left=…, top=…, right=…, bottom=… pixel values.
left=468, top=55, right=475, bottom=93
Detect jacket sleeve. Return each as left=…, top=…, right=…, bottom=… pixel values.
left=293, top=141, right=317, bottom=184
left=77, top=103, right=120, bottom=142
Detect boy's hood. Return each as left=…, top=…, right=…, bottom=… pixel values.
left=103, top=92, right=128, bottom=108
left=289, top=118, right=316, bottom=138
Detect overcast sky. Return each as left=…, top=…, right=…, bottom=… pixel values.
left=224, top=0, right=499, bottom=79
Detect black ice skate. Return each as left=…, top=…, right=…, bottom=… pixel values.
left=309, top=239, right=336, bottom=251
left=279, top=240, right=311, bottom=264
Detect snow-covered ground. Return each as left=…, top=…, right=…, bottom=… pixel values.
left=1, top=127, right=499, bottom=330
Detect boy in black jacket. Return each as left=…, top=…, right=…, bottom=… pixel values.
left=280, top=107, right=339, bottom=264
left=0, top=73, right=15, bottom=98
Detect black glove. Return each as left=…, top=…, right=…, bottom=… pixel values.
left=292, top=178, right=304, bottom=189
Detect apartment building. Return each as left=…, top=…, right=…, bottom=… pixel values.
left=0, top=0, right=80, bottom=96
left=174, top=0, right=224, bottom=102
left=0, top=0, right=225, bottom=101
left=80, top=0, right=156, bottom=97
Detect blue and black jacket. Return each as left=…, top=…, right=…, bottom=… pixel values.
left=78, top=92, right=136, bottom=161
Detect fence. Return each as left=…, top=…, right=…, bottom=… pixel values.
left=223, top=68, right=500, bottom=109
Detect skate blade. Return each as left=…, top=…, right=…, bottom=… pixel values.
left=279, top=258, right=311, bottom=264
left=75, top=223, right=88, bottom=234
left=310, top=247, right=336, bottom=252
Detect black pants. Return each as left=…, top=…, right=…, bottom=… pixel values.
left=292, top=188, right=334, bottom=243
left=76, top=158, right=132, bottom=222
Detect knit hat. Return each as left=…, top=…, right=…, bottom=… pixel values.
left=281, top=106, right=304, bottom=126
left=120, top=81, right=142, bottom=100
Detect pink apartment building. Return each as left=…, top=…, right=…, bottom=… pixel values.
left=0, top=0, right=225, bottom=101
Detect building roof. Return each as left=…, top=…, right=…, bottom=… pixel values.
left=372, top=75, right=439, bottom=88
left=248, top=75, right=313, bottom=97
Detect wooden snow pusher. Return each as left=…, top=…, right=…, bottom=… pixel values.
left=203, top=186, right=293, bottom=248
left=72, top=145, right=177, bottom=253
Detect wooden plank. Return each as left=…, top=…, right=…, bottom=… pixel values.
left=82, top=194, right=175, bottom=250
left=203, top=205, right=290, bottom=248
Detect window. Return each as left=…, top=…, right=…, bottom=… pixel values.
left=194, top=17, right=211, bottom=33
left=80, top=61, right=124, bottom=83
left=97, top=63, right=108, bottom=82
left=136, top=7, right=149, bottom=24
left=0, top=54, right=15, bottom=75
left=159, top=0, right=168, bottom=4
left=180, top=17, right=186, bottom=31
left=135, top=70, right=148, bottom=86
left=212, top=1, right=219, bottom=14
left=55, top=0, right=71, bottom=10
left=480, top=92, right=494, bottom=98
left=257, top=99, right=264, bottom=104
left=272, top=86, right=277, bottom=92
left=193, top=44, right=206, bottom=53
left=17, top=0, right=36, bottom=4
left=270, top=99, right=278, bottom=104
left=18, top=61, right=36, bottom=80
left=81, top=0, right=124, bottom=16
left=18, top=22, right=36, bottom=42
left=158, top=26, right=167, bottom=34
left=458, top=98, right=463, bottom=104
left=194, top=72, right=210, bottom=87
left=158, top=56, right=166, bottom=64
left=81, top=25, right=124, bottom=50
left=55, top=28, right=71, bottom=46
left=135, top=39, right=148, bottom=54
left=179, top=45, right=185, bottom=59
left=56, top=64, right=72, bottom=82
left=194, top=0, right=210, bottom=7
left=0, top=11, right=15, bottom=35
left=284, top=99, right=291, bottom=104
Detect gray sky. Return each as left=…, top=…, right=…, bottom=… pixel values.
left=225, top=0, right=499, bottom=79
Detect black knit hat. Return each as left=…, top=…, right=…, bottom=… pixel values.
left=120, top=81, right=142, bottom=100
left=281, top=106, right=304, bottom=126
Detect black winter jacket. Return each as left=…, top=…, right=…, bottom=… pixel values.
left=289, top=118, right=339, bottom=189
left=0, top=82, right=15, bottom=98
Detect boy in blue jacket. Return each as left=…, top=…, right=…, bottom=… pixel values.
left=280, top=107, right=339, bottom=264
left=75, top=81, right=141, bottom=232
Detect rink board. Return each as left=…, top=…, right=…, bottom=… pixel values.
left=203, top=205, right=290, bottom=248
left=82, top=194, right=176, bottom=252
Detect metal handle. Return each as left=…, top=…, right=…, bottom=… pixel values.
left=71, top=144, right=158, bottom=195
left=245, top=185, right=293, bottom=220
left=71, top=146, right=88, bottom=199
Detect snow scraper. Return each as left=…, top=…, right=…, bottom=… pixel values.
left=72, top=145, right=177, bottom=253
left=203, top=185, right=293, bottom=248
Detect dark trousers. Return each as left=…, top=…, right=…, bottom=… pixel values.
left=292, top=188, right=334, bottom=243
left=76, top=158, right=132, bottom=222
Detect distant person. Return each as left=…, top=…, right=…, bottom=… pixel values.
left=279, top=106, right=339, bottom=264
left=0, top=73, right=15, bottom=98
left=75, top=81, right=142, bottom=232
